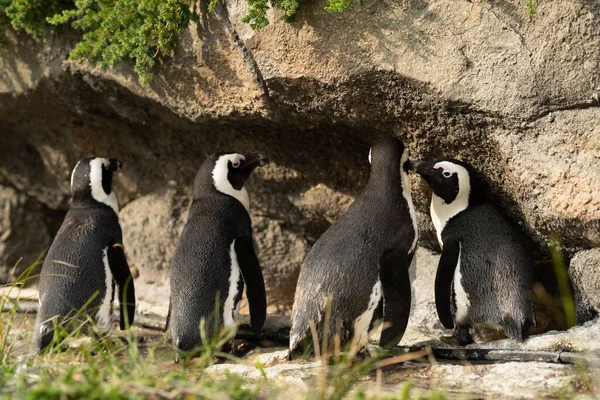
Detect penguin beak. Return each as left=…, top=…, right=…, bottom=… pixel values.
left=407, top=160, right=425, bottom=174
left=243, top=153, right=268, bottom=170
left=108, top=158, right=122, bottom=172
left=407, top=160, right=437, bottom=181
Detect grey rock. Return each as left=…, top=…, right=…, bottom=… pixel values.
left=401, top=247, right=445, bottom=346
left=119, top=185, right=190, bottom=285
left=254, top=349, right=289, bottom=366
left=471, top=318, right=600, bottom=354
left=204, top=350, right=582, bottom=399
left=204, top=358, right=321, bottom=388
left=391, top=361, right=577, bottom=399
left=0, top=185, right=51, bottom=283
left=569, top=249, right=600, bottom=323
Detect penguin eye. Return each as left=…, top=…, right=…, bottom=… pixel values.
left=442, top=171, right=452, bottom=178
left=232, top=162, right=240, bottom=168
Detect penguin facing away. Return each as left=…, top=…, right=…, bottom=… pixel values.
left=35, top=157, right=135, bottom=352
left=409, top=158, right=533, bottom=345
left=289, top=137, right=418, bottom=358
left=168, top=152, right=268, bottom=358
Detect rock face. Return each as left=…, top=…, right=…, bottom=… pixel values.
left=569, top=249, right=600, bottom=323
left=0, top=185, right=53, bottom=282
left=119, top=185, right=191, bottom=286
left=0, top=0, right=598, bottom=318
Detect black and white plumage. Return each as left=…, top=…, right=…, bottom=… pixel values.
left=168, top=152, right=267, bottom=357
left=289, top=137, right=418, bottom=357
left=410, top=158, right=533, bottom=345
left=34, top=157, right=135, bottom=352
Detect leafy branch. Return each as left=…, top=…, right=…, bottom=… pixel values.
left=47, top=0, right=199, bottom=83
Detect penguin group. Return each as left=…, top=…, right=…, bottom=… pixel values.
left=32, top=137, right=533, bottom=361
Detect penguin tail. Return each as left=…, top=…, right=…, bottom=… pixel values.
left=288, top=337, right=313, bottom=360
left=502, top=315, right=531, bottom=342
left=288, top=327, right=316, bottom=360
left=172, top=328, right=203, bottom=362
left=36, top=322, right=55, bottom=353
left=173, top=334, right=199, bottom=352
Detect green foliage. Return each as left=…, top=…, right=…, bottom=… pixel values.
left=47, top=0, right=199, bottom=83
left=324, top=0, right=362, bottom=13
left=208, top=0, right=218, bottom=12
left=2, top=0, right=72, bottom=40
left=275, top=0, right=300, bottom=22
left=241, top=0, right=299, bottom=30
left=241, top=0, right=271, bottom=30
left=549, top=234, right=576, bottom=328
left=526, top=0, right=537, bottom=20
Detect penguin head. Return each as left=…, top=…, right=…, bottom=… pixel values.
left=193, top=152, right=268, bottom=211
left=367, top=137, right=409, bottom=180
left=408, top=158, right=482, bottom=206
left=70, top=157, right=122, bottom=213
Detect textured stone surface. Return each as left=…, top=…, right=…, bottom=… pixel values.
left=227, top=0, right=600, bottom=120
left=400, top=247, right=444, bottom=346
left=119, top=185, right=191, bottom=285
left=0, top=185, right=52, bottom=282
left=569, top=249, right=600, bottom=323
left=203, top=349, right=586, bottom=399
left=491, top=110, right=600, bottom=250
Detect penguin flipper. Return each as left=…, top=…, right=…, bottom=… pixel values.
left=107, top=245, right=136, bottom=330
left=436, top=239, right=460, bottom=329
left=234, top=237, right=267, bottom=331
left=379, top=250, right=413, bottom=348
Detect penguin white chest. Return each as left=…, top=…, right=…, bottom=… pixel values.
left=352, top=280, right=382, bottom=347
left=223, top=240, right=242, bottom=327
left=430, top=194, right=468, bottom=246
left=97, top=247, right=114, bottom=330
left=453, top=245, right=470, bottom=323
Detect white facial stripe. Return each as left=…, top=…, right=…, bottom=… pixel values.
left=212, top=154, right=250, bottom=212
left=368, top=148, right=372, bottom=165
left=430, top=161, right=470, bottom=246
left=89, top=158, right=119, bottom=214
left=400, top=149, right=418, bottom=252
left=223, top=239, right=241, bottom=327
left=433, top=161, right=468, bottom=177
left=70, top=159, right=83, bottom=190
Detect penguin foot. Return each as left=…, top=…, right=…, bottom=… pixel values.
left=228, top=339, right=255, bottom=358
left=439, top=334, right=462, bottom=346
left=354, top=346, right=371, bottom=361
left=502, top=316, right=530, bottom=343
left=440, top=326, right=473, bottom=346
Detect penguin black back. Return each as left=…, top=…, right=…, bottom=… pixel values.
left=35, top=157, right=135, bottom=352
left=169, top=152, right=268, bottom=359
left=290, top=137, right=418, bottom=357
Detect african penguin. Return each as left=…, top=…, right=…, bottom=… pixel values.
left=168, top=152, right=268, bottom=359
left=34, top=157, right=135, bottom=352
left=409, top=158, right=533, bottom=345
left=289, top=137, right=418, bottom=358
